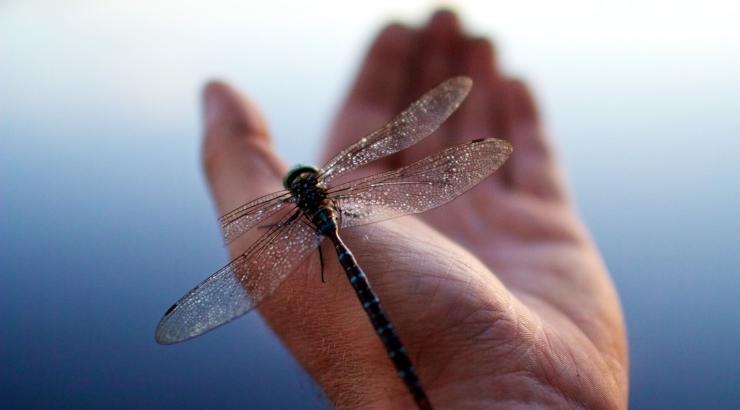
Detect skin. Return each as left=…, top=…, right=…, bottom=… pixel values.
left=200, top=10, right=628, bottom=410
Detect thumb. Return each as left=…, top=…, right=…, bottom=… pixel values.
left=201, top=81, right=287, bottom=216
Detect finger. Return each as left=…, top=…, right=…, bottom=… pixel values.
left=457, top=37, right=498, bottom=142
left=417, top=37, right=504, bottom=229
left=454, top=36, right=514, bottom=188
left=323, top=23, right=417, bottom=173
left=401, top=9, right=465, bottom=164
left=201, top=81, right=287, bottom=216
left=503, top=79, right=566, bottom=200
left=410, top=10, right=463, bottom=96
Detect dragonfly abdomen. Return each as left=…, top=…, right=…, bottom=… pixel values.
left=328, top=231, right=432, bottom=410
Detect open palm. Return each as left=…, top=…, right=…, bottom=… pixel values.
left=201, top=11, right=627, bottom=410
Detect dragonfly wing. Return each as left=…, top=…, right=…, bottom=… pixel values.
left=329, top=138, right=513, bottom=229
left=219, top=190, right=293, bottom=245
left=319, top=77, right=472, bottom=183
left=155, top=211, right=321, bottom=344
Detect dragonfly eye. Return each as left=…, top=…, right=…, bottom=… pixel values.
left=283, top=164, right=319, bottom=189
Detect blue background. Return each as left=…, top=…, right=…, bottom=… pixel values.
left=2, top=2, right=738, bottom=408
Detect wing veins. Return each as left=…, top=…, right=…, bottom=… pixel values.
left=219, top=191, right=292, bottom=223
left=327, top=139, right=512, bottom=229
left=318, top=77, right=472, bottom=183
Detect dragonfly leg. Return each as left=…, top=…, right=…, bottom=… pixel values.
left=318, top=244, right=326, bottom=283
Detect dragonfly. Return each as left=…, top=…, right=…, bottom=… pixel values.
left=155, top=76, right=512, bottom=410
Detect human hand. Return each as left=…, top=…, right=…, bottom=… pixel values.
left=201, top=10, right=627, bottom=410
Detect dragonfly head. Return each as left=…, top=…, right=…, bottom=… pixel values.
left=283, top=164, right=319, bottom=189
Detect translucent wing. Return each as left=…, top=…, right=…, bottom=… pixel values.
left=328, top=139, right=513, bottom=229
left=319, top=76, right=472, bottom=183
left=155, top=210, right=321, bottom=344
left=219, top=190, right=294, bottom=245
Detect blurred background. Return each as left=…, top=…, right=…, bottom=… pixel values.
left=2, top=0, right=738, bottom=408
